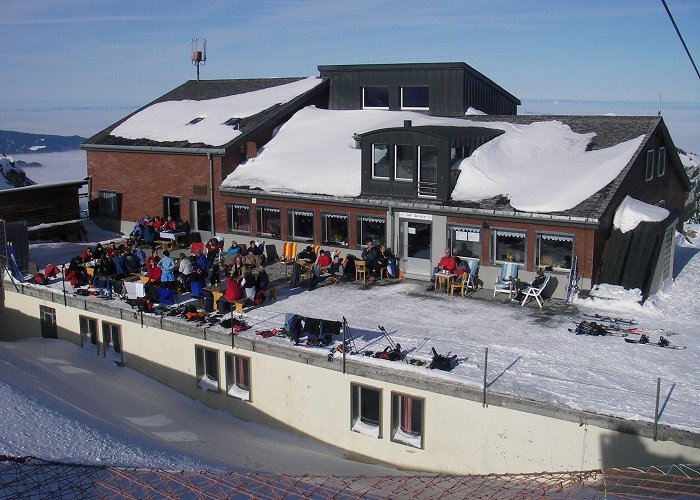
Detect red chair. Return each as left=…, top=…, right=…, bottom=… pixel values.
left=190, top=242, right=204, bottom=255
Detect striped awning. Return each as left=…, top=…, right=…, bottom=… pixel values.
left=495, top=230, right=525, bottom=238
left=324, top=214, right=348, bottom=220
left=360, top=217, right=385, bottom=223
left=541, top=234, right=573, bottom=242
left=293, top=211, right=314, bottom=217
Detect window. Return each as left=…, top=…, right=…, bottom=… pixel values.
left=492, top=229, right=526, bottom=264
left=362, top=86, right=389, bottom=109
left=225, top=353, right=251, bottom=401
left=163, top=196, right=181, bottom=221
left=102, top=322, right=122, bottom=354
left=395, top=145, right=414, bottom=181
left=195, top=346, right=219, bottom=392
left=287, top=209, right=314, bottom=242
left=321, top=213, right=349, bottom=247
left=356, top=216, right=386, bottom=246
left=657, top=147, right=666, bottom=177
left=401, top=86, right=429, bottom=110
left=227, top=204, right=251, bottom=234
left=418, top=146, right=438, bottom=197
left=536, top=233, right=573, bottom=270
left=372, top=144, right=390, bottom=179
left=256, top=206, right=281, bottom=238
left=645, top=150, right=655, bottom=181
left=450, top=226, right=481, bottom=259
left=191, top=200, right=211, bottom=232
left=98, top=190, right=120, bottom=219
left=79, top=315, right=98, bottom=347
left=351, top=383, right=381, bottom=438
left=39, top=305, right=57, bottom=339
left=391, top=393, right=424, bottom=448
left=450, top=146, right=465, bottom=166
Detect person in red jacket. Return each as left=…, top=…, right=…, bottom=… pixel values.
left=427, top=248, right=456, bottom=290
left=316, top=249, right=331, bottom=268
left=218, top=272, right=242, bottom=313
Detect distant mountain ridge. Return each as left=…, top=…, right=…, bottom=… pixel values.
left=0, top=130, right=86, bottom=154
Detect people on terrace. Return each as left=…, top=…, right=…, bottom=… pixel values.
left=361, top=240, right=382, bottom=282
left=427, top=248, right=456, bottom=290
left=157, top=250, right=175, bottom=289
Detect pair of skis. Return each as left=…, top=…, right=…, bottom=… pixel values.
left=564, top=255, right=579, bottom=304
left=624, top=335, right=686, bottom=350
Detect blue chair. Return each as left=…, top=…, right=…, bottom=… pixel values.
left=493, top=262, right=518, bottom=298
left=465, top=257, right=480, bottom=291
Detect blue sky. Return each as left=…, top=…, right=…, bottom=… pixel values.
left=1, top=0, right=699, bottom=150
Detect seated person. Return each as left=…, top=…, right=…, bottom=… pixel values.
left=240, top=267, right=257, bottom=302
left=66, top=256, right=89, bottom=286
left=361, top=240, right=382, bottom=281
left=105, top=241, right=118, bottom=259
left=514, top=268, right=547, bottom=301
left=316, top=249, right=331, bottom=269
left=256, top=266, right=270, bottom=291
left=454, top=256, right=468, bottom=277
left=296, top=245, right=317, bottom=266
left=226, top=241, right=241, bottom=255
left=381, top=246, right=398, bottom=278
left=428, top=248, right=456, bottom=289
left=81, top=247, right=96, bottom=264
left=218, top=272, right=242, bottom=313
left=321, top=254, right=345, bottom=285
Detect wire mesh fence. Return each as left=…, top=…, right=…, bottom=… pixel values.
left=1, top=456, right=699, bottom=499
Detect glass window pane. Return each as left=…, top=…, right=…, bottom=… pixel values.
left=361, top=387, right=380, bottom=426
left=395, top=145, right=413, bottom=181
left=194, top=200, right=211, bottom=232
left=290, top=210, right=314, bottom=242
left=450, top=227, right=481, bottom=259
left=372, top=144, right=390, bottom=178
left=402, top=86, right=429, bottom=109
left=321, top=214, right=348, bottom=247
left=256, top=207, right=281, bottom=238
left=356, top=217, right=385, bottom=246
left=228, top=204, right=250, bottom=233
left=363, top=87, right=389, bottom=108
left=493, top=230, right=526, bottom=264
left=537, top=234, right=573, bottom=269
left=163, top=197, right=180, bottom=220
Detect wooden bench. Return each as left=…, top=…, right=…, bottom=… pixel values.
left=155, top=239, right=175, bottom=251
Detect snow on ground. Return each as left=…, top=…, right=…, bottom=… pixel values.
left=0, top=338, right=401, bottom=475
left=11, top=224, right=700, bottom=467
left=222, top=106, right=644, bottom=213
left=111, top=78, right=324, bottom=147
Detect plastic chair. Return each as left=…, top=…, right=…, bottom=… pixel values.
left=493, top=262, right=518, bottom=298
left=521, top=274, right=550, bottom=308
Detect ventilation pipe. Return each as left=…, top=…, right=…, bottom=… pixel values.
left=207, top=153, right=216, bottom=236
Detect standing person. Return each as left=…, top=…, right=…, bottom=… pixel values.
left=205, top=238, right=220, bottom=266
left=146, top=250, right=161, bottom=283
left=157, top=250, right=176, bottom=289
left=241, top=267, right=257, bottom=302
left=256, top=266, right=270, bottom=292
left=361, top=240, right=382, bottom=282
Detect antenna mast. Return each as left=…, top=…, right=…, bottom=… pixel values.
left=191, top=38, right=206, bottom=81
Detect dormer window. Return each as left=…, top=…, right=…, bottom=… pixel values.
left=401, top=86, right=429, bottom=110
left=362, top=87, right=389, bottom=109
left=657, top=147, right=666, bottom=177
left=225, top=118, right=242, bottom=130
left=187, top=117, right=205, bottom=125
left=394, top=145, right=414, bottom=181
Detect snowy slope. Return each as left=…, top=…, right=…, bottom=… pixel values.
left=0, top=153, right=36, bottom=190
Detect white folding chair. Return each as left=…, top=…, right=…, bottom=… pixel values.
left=521, top=275, right=550, bottom=308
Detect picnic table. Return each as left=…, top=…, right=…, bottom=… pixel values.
left=434, top=272, right=456, bottom=292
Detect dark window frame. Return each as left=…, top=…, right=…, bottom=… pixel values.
left=256, top=206, right=281, bottom=238
left=645, top=150, right=655, bottom=182
left=227, top=203, right=251, bottom=235
left=39, top=305, right=57, bottom=339
left=98, top=190, right=120, bottom=219
left=535, top=232, right=574, bottom=271
left=195, top=345, right=220, bottom=392
left=287, top=209, right=315, bottom=243
left=321, top=212, right=349, bottom=247
left=356, top=216, right=386, bottom=247
left=351, top=383, right=382, bottom=438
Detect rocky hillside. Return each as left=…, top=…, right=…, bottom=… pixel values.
left=0, top=130, right=86, bottom=154
left=0, top=154, right=36, bottom=190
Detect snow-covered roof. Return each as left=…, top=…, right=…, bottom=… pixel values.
left=108, top=78, right=324, bottom=148
left=221, top=107, right=646, bottom=214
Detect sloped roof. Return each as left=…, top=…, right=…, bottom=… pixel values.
left=459, top=114, right=690, bottom=220
left=82, top=78, right=329, bottom=152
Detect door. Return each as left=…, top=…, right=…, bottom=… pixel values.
left=401, top=220, right=432, bottom=276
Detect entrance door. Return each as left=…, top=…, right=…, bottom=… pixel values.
left=402, top=220, right=432, bottom=276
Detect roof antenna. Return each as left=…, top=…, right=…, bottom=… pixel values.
left=191, top=38, right=206, bottom=81
left=658, top=92, right=662, bottom=116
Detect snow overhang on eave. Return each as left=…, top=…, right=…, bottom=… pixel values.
left=218, top=187, right=600, bottom=228
left=0, top=179, right=88, bottom=194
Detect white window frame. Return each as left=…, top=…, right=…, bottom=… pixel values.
left=356, top=216, right=386, bottom=247
left=362, top=86, right=389, bottom=110
left=657, top=147, right=666, bottom=177
left=391, top=392, right=424, bottom=449
left=195, top=345, right=219, bottom=393
left=321, top=213, right=349, bottom=247
left=371, top=143, right=390, bottom=179
left=39, top=305, right=57, bottom=338
left=351, top=383, right=382, bottom=438
left=225, top=353, right=251, bottom=401
left=645, top=150, right=655, bottom=181
left=227, top=203, right=251, bottom=234
left=256, top=206, right=281, bottom=238
left=400, top=86, right=429, bottom=111
left=394, top=145, right=413, bottom=182
left=449, top=226, right=481, bottom=259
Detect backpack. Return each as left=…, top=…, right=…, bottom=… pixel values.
left=254, top=289, right=266, bottom=305
left=31, top=272, right=48, bottom=285
left=429, top=347, right=458, bottom=371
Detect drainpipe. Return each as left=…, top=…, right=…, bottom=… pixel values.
left=208, top=153, right=216, bottom=236
left=388, top=202, right=396, bottom=253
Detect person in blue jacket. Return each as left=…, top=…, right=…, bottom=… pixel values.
left=157, top=250, right=176, bottom=289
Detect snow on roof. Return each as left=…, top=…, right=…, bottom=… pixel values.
left=452, top=121, right=645, bottom=212
left=613, top=195, right=670, bottom=233
left=110, top=77, right=324, bottom=147
left=222, top=107, right=644, bottom=213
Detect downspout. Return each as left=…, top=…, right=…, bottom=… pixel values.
left=388, top=202, right=396, bottom=253
left=208, top=153, right=216, bottom=236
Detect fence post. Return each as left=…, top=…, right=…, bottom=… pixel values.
left=482, top=347, right=488, bottom=408
left=654, top=377, right=661, bottom=441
